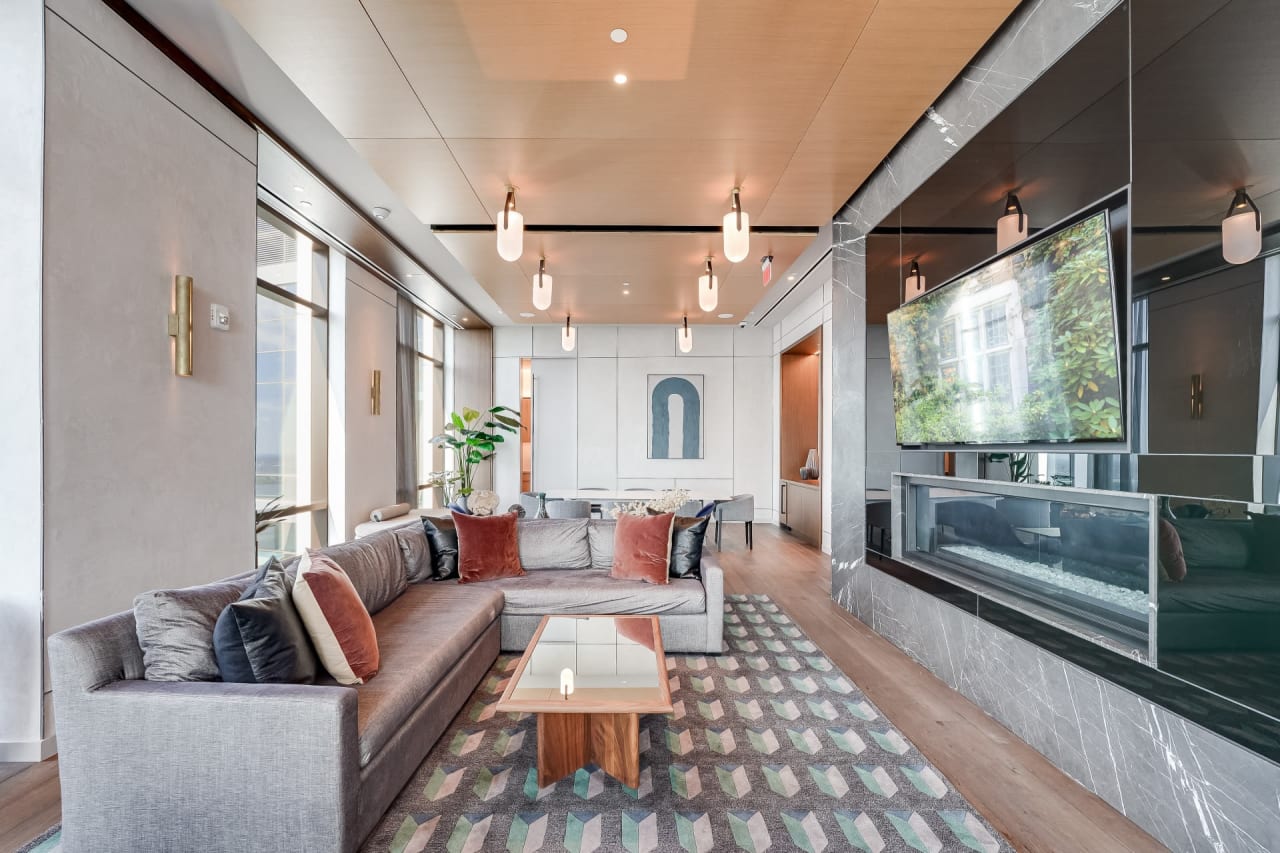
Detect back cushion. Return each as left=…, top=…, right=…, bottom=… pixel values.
left=1172, top=518, right=1252, bottom=570
left=518, top=519, right=591, bottom=569
left=393, top=523, right=433, bottom=583
left=134, top=577, right=253, bottom=681
left=588, top=520, right=617, bottom=569
left=315, top=532, right=408, bottom=614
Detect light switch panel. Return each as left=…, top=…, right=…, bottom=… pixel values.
left=210, top=304, right=231, bottom=331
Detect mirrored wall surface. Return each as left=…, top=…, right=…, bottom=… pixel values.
left=865, top=0, right=1280, bottom=746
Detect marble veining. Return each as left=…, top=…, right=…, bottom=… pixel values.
left=827, top=0, right=1280, bottom=849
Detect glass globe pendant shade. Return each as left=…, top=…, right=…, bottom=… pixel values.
left=723, top=188, right=750, bottom=263
left=996, top=192, right=1028, bottom=252
left=904, top=260, right=926, bottom=301
left=496, top=188, right=523, bottom=261
left=678, top=318, right=693, bottom=353
left=698, top=259, right=718, bottom=313
left=532, top=260, right=553, bottom=311
left=561, top=317, right=576, bottom=352
left=1223, top=189, right=1262, bottom=265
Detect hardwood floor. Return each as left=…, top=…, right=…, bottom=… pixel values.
left=0, top=526, right=1165, bottom=852
left=715, top=524, right=1165, bottom=853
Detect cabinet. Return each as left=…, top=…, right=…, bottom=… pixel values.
left=780, top=480, right=821, bottom=545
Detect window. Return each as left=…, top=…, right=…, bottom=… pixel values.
left=255, top=208, right=329, bottom=559
left=982, top=302, right=1009, bottom=347
left=986, top=351, right=1012, bottom=396
left=414, top=310, right=446, bottom=508
left=938, top=320, right=959, bottom=361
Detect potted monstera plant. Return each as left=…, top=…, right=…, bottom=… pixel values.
left=430, top=406, right=522, bottom=509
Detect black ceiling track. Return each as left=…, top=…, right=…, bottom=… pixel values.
left=431, top=223, right=820, bottom=235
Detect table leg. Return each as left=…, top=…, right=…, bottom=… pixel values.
left=536, top=712, right=640, bottom=789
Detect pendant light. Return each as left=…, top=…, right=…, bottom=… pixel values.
left=1223, top=188, right=1262, bottom=264
left=723, top=187, right=750, bottom=263
left=698, top=257, right=719, bottom=313
left=496, top=186, right=524, bottom=262
left=996, top=191, right=1028, bottom=252
left=678, top=315, right=694, bottom=353
left=561, top=314, right=576, bottom=352
left=532, top=257, right=553, bottom=311
left=904, top=259, right=926, bottom=302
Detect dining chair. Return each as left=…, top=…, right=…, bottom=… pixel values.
left=546, top=499, right=592, bottom=519
left=674, top=499, right=705, bottom=518
left=714, top=494, right=755, bottom=550
left=518, top=492, right=542, bottom=517
left=578, top=487, right=608, bottom=517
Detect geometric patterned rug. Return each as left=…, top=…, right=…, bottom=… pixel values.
left=361, top=595, right=1010, bottom=852
left=16, top=595, right=1010, bottom=853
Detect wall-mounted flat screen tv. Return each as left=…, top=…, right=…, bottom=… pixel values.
left=887, top=210, right=1123, bottom=445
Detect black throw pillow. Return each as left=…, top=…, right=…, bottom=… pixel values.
left=670, top=516, right=710, bottom=579
left=213, top=557, right=317, bottom=684
left=422, top=516, right=460, bottom=581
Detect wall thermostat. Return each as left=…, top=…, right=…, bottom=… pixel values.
left=210, top=304, right=231, bottom=331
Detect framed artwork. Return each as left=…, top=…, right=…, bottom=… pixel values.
left=648, top=374, right=704, bottom=459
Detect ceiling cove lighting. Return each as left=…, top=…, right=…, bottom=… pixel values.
left=1223, top=188, right=1262, bottom=264
left=996, top=191, right=1028, bottom=252
left=904, top=259, right=926, bottom=302
left=698, top=257, right=719, bottom=313
left=561, top=314, right=576, bottom=352
left=678, top=315, right=694, bottom=353
left=532, top=258, right=553, bottom=311
left=723, top=187, right=750, bottom=263
left=496, top=186, right=524, bottom=261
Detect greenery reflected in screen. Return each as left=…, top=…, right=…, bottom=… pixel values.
left=888, top=212, right=1123, bottom=445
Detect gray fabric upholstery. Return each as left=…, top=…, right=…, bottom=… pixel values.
left=716, top=494, right=755, bottom=522
left=518, top=518, right=591, bottom=569
left=316, top=532, right=408, bottom=615
left=49, top=613, right=361, bottom=852
left=132, top=578, right=250, bottom=681
left=488, top=569, right=706, bottom=616
left=675, top=499, right=705, bottom=517
left=346, top=583, right=503, bottom=766
left=519, top=492, right=542, bottom=517
left=546, top=499, right=592, bottom=519
left=587, top=519, right=617, bottom=569
left=393, top=522, right=433, bottom=583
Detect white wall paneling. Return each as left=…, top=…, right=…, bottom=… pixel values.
left=531, top=358, right=578, bottom=491
left=493, top=325, right=533, bottom=358
left=577, top=359, right=618, bottom=489
left=452, top=328, right=495, bottom=490
left=493, top=357, right=523, bottom=504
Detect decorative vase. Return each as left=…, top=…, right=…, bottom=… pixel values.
left=535, top=493, right=549, bottom=519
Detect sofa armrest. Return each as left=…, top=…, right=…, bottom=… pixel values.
left=53, top=677, right=360, bottom=852
left=699, top=549, right=726, bottom=653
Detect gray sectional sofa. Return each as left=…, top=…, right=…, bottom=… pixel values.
left=47, top=517, right=723, bottom=853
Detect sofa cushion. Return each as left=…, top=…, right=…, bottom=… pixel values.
left=213, top=558, right=317, bottom=684
left=670, top=516, right=710, bottom=580
left=519, top=518, right=591, bottom=569
left=315, top=532, right=407, bottom=615
left=421, top=517, right=460, bottom=581
left=489, top=568, right=705, bottom=616
left=294, top=551, right=381, bottom=685
left=455, top=511, right=524, bottom=583
left=612, top=512, right=674, bottom=584
left=394, top=523, right=433, bottom=583
left=587, top=520, right=616, bottom=569
left=347, top=582, right=503, bottom=766
left=1172, top=517, right=1252, bottom=570
left=134, top=577, right=252, bottom=681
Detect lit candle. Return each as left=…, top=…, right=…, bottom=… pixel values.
left=560, top=668, right=574, bottom=700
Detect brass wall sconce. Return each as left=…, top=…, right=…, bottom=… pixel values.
left=1190, top=373, right=1204, bottom=419
left=370, top=369, right=382, bottom=415
left=167, top=274, right=193, bottom=377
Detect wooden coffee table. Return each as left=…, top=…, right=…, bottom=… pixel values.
left=495, top=615, right=672, bottom=788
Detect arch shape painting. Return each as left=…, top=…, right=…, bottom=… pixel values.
left=649, top=374, right=704, bottom=459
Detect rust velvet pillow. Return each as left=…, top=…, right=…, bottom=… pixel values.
left=611, top=512, right=675, bottom=584
left=292, top=551, right=380, bottom=685
left=453, top=511, right=525, bottom=583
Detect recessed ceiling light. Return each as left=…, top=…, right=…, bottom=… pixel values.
left=519, top=312, right=535, bottom=318
left=404, top=272, right=418, bottom=278
left=613, top=72, right=628, bottom=85
left=372, top=206, right=390, bottom=220
left=292, top=184, right=305, bottom=192
left=623, top=290, right=630, bottom=296
left=610, top=28, right=628, bottom=43
left=787, top=275, right=796, bottom=281
left=298, top=200, right=312, bottom=209
left=718, top=313, right=733, bottom=319
left=1160, top=275, right=1172, bottom=281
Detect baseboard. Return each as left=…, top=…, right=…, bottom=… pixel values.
left=0, top=734, right=56, bottom=762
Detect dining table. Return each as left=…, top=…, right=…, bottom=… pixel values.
left=541, top=489, right=726, bottom=503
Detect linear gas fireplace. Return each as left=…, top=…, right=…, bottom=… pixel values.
left=891, top=474, right=1157, bottom=660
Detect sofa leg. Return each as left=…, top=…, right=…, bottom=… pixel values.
left=715, top=518, right=722, bottom=551
left=746, top=521, right=753, bottom=549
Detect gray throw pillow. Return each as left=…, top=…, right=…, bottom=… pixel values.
left=588, top=520, right=617, bottom=570
left=518, top=519, right=591, bottom=569
left=134, top=578, right=250, bottom=681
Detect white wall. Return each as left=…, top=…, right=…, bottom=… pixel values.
left=774, top=256, right=834, bottom=553
left=340, top=267, right=398, bottom=538
left=451, top=328, right=495, bottom=491
left=493, top=325, right=775, bottom=521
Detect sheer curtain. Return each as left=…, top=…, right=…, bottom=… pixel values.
left=395, top=295, right=418, bottom=505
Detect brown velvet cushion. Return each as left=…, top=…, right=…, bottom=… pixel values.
left=1158, top=518, right=1187, bottom=582
left=293, top=551, right=380, bottom=685
left=611, top=512, right=674, bottom=585
left=454, top=511, right=525, bottom=583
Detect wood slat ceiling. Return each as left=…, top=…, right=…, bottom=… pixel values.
left=220, top=0, right=1019, bottom=324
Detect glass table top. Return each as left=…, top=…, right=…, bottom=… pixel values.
left=497, top=615, right=672, bottom=713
